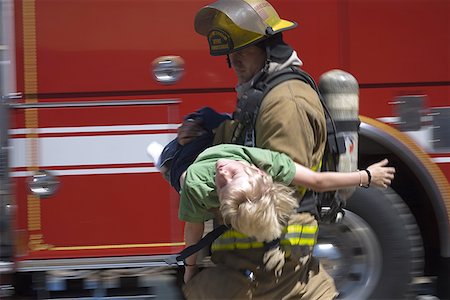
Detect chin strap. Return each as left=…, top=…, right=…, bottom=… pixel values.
left=226, top=55, right=231, bottom=68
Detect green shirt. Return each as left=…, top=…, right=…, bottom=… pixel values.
left=179, top=144, right=296, bottom=222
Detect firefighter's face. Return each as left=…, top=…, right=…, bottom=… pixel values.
left=215, top=159, right=264, bottom=197
left=229, top=45, right=266, bottom=84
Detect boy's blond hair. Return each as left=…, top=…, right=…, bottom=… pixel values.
left=219, top=165, right=299, bottom=242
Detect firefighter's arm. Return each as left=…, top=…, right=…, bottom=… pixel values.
left=183, top=221, right=204, bottom=283
left=291, top=159, right=395, bottom=191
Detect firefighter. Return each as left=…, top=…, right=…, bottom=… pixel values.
left=178, top=0, right=337, bottom=298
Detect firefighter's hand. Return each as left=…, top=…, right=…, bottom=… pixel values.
left=263, top=246, right=285, bottom=277
left=367, top=159, right=396, bottom=188
left=177, top=118, right=207, bottom=145
left=183, top=265, right=199, bottom=284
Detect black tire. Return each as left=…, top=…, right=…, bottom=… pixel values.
left=316, top=187, right=424, bottom=299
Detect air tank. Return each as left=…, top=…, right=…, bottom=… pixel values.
left=319, top=69, right=360, bottom=200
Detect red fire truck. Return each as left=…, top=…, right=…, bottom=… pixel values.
left=0, top=0, right=448, bottom=299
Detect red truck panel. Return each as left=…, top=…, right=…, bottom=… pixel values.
left=345, top=0, right=449, bottom=84
left=10, top=0, right=449, bottom=266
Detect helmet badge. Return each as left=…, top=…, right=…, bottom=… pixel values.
left=207, top=28, right=234, bottom=56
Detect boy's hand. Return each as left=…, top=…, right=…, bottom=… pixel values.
left=367, top=159, right=396, bottom=188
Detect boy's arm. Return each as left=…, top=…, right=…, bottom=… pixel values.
left=183, top=221, right=204, bottom=283
left=291, top=159, right=395, bottom=191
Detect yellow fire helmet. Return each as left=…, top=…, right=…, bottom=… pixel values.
left=194, top=0, right=297, bottom=56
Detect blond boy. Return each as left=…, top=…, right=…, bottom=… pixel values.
left=177, top=144, right=394, bottom=291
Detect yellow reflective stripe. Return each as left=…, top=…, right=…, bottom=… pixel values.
left=284, top=224, right=318, bottom=234
left=212, top=229, right=264, bottom=251
left=212, top=223, right=319, bottom=251
left=280, top=237, right=316, bottom=246
left=314, top=162, right=322, bottom=172
left=212, top=236, right=316, bottom=250
left=221, top=230, right=248, bottom=239
left=211, top=241, right=264, bottom=251
left=284, top=224, right=318, bottom=246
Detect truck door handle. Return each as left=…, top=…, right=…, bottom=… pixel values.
left=28, top=170, right=60, bottom=197
left=151, top=55, right=185, bottom=85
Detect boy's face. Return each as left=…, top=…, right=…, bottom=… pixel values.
left=215, top=159, right=264, bottom=198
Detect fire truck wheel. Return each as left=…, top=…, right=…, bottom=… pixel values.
left=315, top=187, right=424, bottom=300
